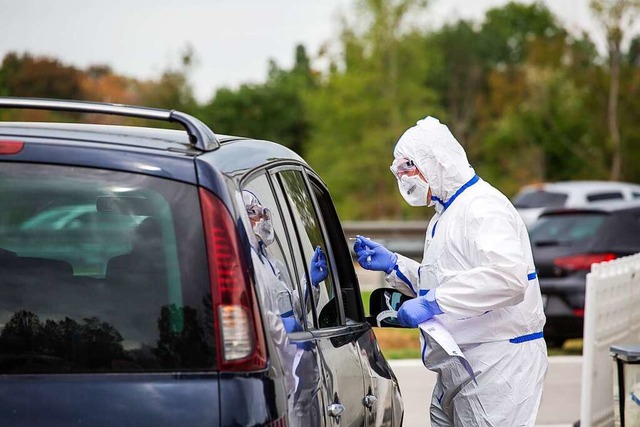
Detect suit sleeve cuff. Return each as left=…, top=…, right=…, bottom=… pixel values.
left=425, top=289, right=444, bottom=315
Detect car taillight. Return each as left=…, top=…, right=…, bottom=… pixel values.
left=572, top=309, right=585, bottom=317
left=0, top=140, right=24, bottom=154
left=553, top=253, right=617, bottom=272
left=199, top=188, right=267, bottom=371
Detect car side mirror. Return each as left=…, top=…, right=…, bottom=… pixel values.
left=366, top=288, right=412, bottom=328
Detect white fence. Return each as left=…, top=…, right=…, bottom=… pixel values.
left=580, top=253, right=640, bottom=427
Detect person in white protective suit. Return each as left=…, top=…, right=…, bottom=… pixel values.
left=353, top=117, right=548, bottom=426
left=243, top=190, right=326, bottom=426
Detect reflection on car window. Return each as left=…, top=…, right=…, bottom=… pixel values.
left=242, top=174, right=306, bottom=328
left=529, top=213, right=606, bottom=244
left=513, top=190, right=567, bottom=208
left=19, top=205, right=144, bottom=232
left=278, top=170, right=341, bottom=329
left=0, top=163, right=214, bottom=373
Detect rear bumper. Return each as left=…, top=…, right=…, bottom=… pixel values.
left=539, top=276, right=585, bottom=341
left=0, top=373, right=221, bottom=427
left=0, top=371, right=286, bottom=427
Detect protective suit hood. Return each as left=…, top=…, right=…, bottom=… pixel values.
left=393, top=116, right=475, bottom=212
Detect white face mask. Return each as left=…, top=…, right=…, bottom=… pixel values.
left=398, top=175, right=431, bottom=207
left=253, top=218, right=275, bottom=246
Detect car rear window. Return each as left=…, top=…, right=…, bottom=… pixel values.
left=529, top=213, right=607, bottom=245
left=0, top=162, right=214, bottom=373
left=513, top=190, right=568, bottom=209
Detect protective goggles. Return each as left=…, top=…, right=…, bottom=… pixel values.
left=390, top=157, right=419, bottom=179
left=246, top=205, right=271, bottom=221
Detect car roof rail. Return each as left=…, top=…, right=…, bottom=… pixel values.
left=0, top=97, right=220, bottom=151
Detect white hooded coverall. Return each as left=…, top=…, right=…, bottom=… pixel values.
left=387, top=117, right=548, bottom=426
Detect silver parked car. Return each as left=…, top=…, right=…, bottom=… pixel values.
left=513, top=180, right=640, bottom=228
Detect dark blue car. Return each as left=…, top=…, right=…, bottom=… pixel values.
left=530, top=201, right=640, bottom=347
left=0, top=98, right=403, bottom=426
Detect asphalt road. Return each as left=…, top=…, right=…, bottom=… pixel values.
left=389, top=356, right=582, bottom=427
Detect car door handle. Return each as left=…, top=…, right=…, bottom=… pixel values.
left=363, top=394, right=378, bottom=408
left=327, top=403, right=345, bottom=418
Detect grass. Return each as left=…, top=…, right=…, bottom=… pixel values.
left=361, top=290, right=371, bottom=316
left=374, top=327, right=422, bottom=359
left=552, top=338, right=583, bottom=355
left=360, top=291, right=583, bottom=358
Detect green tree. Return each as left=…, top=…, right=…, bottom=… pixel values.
left=199, top=44, right=314, bottom=155
left=424, top=1, right=568, bottom=178
left=617, top=33, right=640, bottom=181
left=0, top=52, right=83, bottom=99
left=137, top=44, right=199, bottom=116
left=478, top=1, right=564, bottom=66
left=590, top=0, right=640, bottom=180
left=305, top=0, right=437, bottom=220
left=478, top=26, right=607, bottom=193
left=0, top=52, right=84, bottom=121
left=424, top=20, right=484, bottom=147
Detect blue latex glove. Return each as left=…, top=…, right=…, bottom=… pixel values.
left=353, top=235, right=398, bottom=274
left=310, top=246, right=328, bottom=287
left=281, top=316, right=314, bottom=351
left=281, top=316, right=303, bottom=333
left=291, top=338, right=315, bottom=352
left=397, top=291, right=443, bottom=328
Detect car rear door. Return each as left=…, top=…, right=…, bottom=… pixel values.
left=0, top=161, right=220, bottom=426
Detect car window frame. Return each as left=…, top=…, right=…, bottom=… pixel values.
left=238, top=166, right=310, bottom=327
left=273, top=166, right=342, bottom=328
left=268, top=164, right=348, bottom=329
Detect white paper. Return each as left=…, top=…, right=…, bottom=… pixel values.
left=376, top=309, right=402, bottom=327
left=419, top=318, right=477, bottom=383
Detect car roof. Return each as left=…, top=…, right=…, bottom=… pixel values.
left=0, top=121, right=306, bottom=176
left=0, top=122, right=240, bottom=153
left=521, top=180, right=640, bottom=194
left=539, top=199, right=640, bottom=216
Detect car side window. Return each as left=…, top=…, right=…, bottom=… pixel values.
left=586, top=192, right=623, bottom=202
left=306, top=174, right=363, bottom=323
left=513, top=190, right=567, bottom=208
left=274, top=169, right=342, bottom=329
left=241, top=173, right=305, bottom=328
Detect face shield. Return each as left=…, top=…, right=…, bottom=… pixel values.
left=390, top=157, right=432, bottom=207
left=246, top=203, right=275, bottom=246
left=390, top=158, right=419, bottom=180
left=246, top=204, right=272, bottom=223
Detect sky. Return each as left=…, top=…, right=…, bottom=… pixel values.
left=2, top=0, right=600, bottom=103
